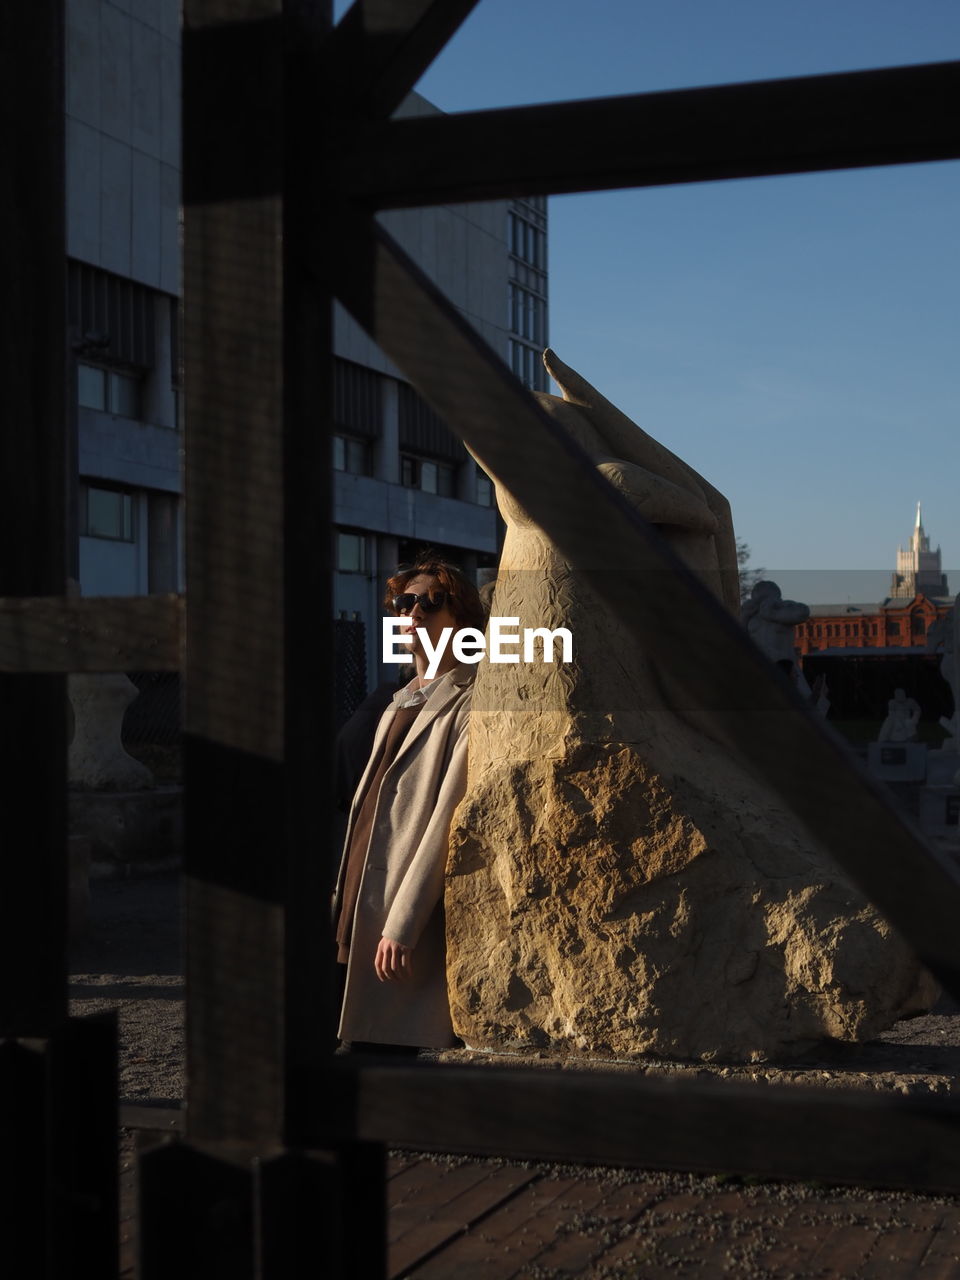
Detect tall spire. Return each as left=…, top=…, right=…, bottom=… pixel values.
left=892, top=502, right=947, bottom=598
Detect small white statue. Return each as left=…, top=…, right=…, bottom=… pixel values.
left=878, top=687, right=921, bottom=743
left=928, top=597, right=959, bottom=744
left=741, top=580, right=810, bottom=677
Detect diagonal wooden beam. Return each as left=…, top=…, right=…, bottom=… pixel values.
left=0, top=595, right=183, bottom=673
left=330, top=214, right=960, bottom=995
left=335, top=60, right=960, bottom=208
left=326, top=0, right=480, bottom=121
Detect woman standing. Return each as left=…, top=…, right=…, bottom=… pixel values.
left=333, top=558, right=484, bottom=1054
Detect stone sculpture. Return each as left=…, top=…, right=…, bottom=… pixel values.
left=446, top=349, right=935, bottom=1063
left=928, top=599, right=959, bottom=745
left=877, top=688, right=922, bottom=743
left=741, top=580, right=809, bottom=676
left=69, top=672, right=154, bottom=791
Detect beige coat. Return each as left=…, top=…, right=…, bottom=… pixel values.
left=334, top=663, right=474, bottom=1048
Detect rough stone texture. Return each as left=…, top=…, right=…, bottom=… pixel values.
left=447, top=350, right=936, bottom=1063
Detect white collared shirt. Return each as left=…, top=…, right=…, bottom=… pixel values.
left=392, top=675, right=444, bottom=710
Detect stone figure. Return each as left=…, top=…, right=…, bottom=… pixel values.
left=741, top=580, right=809, bottom=676
left=445, top=349, right=935, bottom=1063
left=68, top=673, right=154, bottom=791
left=928, top=598, right=959, bottom=744
left=877, top=688, right=921, bottom=743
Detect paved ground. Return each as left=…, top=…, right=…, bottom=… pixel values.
left=70, top=872, right=960, bottom=1278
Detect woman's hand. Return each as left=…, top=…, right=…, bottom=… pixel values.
left=375, top=937, right=413, bottom=982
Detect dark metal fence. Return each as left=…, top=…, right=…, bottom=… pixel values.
left=124, top=673, right=182, bottom=747
left=334, top=617, right=368, bottom=729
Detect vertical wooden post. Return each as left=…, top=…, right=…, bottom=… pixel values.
left=143, top=2, right=363, bottom=1272
left=0, top=0, right=68, bottom=1038
left=0, top=8, right=118, bottom=1274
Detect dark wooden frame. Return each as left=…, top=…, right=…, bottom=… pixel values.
left=4, top=0, right=960, bottom=1274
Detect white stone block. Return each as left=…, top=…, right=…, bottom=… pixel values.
left=928, top=749, right=960, bottom=787
left=131, top=150, right=161, bottom=286
left=866, top=741, right=928, bottom=782
left=919, top=786, right=960, bottom=836
left=131, top=20, right=161, bottom=156
left=100, top=136, right=133, bottom=276
left=100, top=3, right=132, bottom=144
left=66, top=118, right=102, bottom=265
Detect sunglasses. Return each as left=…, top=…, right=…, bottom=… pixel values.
left=392, top=591, right=449, bottom=615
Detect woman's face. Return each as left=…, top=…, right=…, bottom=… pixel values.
left=396, top=573, right=459, bottom=667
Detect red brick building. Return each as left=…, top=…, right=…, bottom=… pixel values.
left=792, top=506, right=954, bottom=723
left=796, top=591, right=950, bottom=656
left=796, top=505, right=953, bottom=658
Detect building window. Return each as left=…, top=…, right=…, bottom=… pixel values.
left=79, top=482, right=134, bottom=541
left=476, top=469, right=493, bottom=507
left=337, top=531, right=367, bottom=573
left=77, top=362, right=143, bottom=418
left=509, top=339, right=547, bottom=391
left=509, top=211, right=545, bottom=269
left=887, top=620, right=900, bottom=635
left=333, top=435, right=370, bottom=475
left=334, top=358, right=382, bottom=437
left=400, top=454, right=456, bottom=496
left=509, top=283, right=545, bottom=345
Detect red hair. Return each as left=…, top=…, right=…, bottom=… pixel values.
left=385, top=556, right=485, bottom=633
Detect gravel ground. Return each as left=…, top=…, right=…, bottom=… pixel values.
left=69, top=872, right=185, bottom=1106
left=70, top=872, right=960, bottom=1278
left=68, top=870, right=960, bottom=1106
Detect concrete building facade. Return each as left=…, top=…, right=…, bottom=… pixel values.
left=64, top=3, right=548, bottom=699
left=66, top=0, right=182, bottom=598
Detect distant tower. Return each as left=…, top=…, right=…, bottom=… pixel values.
left=890, top=503, right=949, bottom=598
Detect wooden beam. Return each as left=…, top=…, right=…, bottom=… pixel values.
left=326, top=0, right=480, bottom=121
left=181, top=0, right=338, bottom=1156
left=0, top=0, right=68, bottom=1037
left=182, top=16, right=283, bottom=206
left=0, top=594, right=183, bottom=673
left=330, top=215, right=960, bottom=996
left=335, top=60, right=960, bottom=208
left=346, top=1064, right=960, bottom=1195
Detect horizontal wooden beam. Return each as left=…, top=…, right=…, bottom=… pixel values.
left=347, top=1063, right=960, bottom=1194
left=336, top=59, right=960, bottom=208
left=0, top=595, right=182, bottom=673
left=120, top=1104, right=184, bottom=1134
left=330, top=215, right=960, bottom=996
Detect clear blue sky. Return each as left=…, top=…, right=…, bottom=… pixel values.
left=339, top=1, right=959, bottom=602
